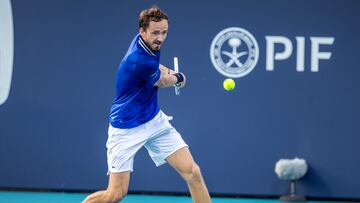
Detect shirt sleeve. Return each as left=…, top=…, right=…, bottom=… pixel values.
left=136, top=58, right=161, bottom=87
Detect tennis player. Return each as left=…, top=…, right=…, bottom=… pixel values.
left=82, top=6, right=211, bottom=203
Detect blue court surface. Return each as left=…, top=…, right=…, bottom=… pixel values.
left=0, top=191, right=353, bottom=203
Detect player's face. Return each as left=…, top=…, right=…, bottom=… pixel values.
left=140, top=19, right=168, bottom=51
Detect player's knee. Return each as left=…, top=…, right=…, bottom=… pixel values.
left=184, top=164, right=203, bottom=184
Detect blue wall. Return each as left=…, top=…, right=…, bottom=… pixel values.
left=1, top=0, right=360, bottom=200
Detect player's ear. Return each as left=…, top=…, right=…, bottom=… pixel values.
left=140, top=27, right=146, bottom=38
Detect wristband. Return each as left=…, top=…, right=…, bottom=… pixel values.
left=173, top=73, right=184, bottom=84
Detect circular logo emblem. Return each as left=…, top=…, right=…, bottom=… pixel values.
left=210, top=27, right=259, bottom=78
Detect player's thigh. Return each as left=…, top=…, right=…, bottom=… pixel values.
left=107, top=172, right=130, bottom=195
left=166, top=147, right=198, bottom=176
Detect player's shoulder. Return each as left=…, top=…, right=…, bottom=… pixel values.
left=132, top=48, right=157, bottom=65
left=121, top=51, right=151, bottom=72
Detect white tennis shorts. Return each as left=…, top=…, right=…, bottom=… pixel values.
left=106, top=110, right=188, bottom=173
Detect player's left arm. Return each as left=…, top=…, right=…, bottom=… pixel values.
left=155, top=64, right=186, bottom=88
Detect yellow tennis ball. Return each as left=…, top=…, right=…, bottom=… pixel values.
left=223, top=78, right=235, bottom=91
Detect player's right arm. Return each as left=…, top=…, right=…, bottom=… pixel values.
left=155, top=64, right=186, bottom=88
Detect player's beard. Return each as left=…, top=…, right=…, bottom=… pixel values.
left=151, top=40, right=162, bottom=51
left=152, top=45, right=160, bottom=51
left=143, top=38, right=162, bottom=51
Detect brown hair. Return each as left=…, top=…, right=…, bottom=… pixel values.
left=139, top=6, right=168, bottom=31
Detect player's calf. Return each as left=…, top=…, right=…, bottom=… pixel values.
left=104, top=190, right=126, bottom=203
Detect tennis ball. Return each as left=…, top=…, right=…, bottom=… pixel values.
left=223, top=78, right=235, bottom=91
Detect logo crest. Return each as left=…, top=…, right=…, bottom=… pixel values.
left=210, top=27, right=259, bottom=78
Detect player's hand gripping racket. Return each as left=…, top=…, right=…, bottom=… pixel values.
left=174, top=57, right=180, bottom=95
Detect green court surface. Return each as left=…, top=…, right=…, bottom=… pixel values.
left=0, top=191, right=352, bottom=203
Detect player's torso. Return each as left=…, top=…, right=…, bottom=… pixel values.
left=109, top=35, right=160, bottom=128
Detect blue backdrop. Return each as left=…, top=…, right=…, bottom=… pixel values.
left=1, top=0, right=360, bottom=200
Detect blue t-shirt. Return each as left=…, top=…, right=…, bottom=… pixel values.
left=109, top=34, right=161, bottom=128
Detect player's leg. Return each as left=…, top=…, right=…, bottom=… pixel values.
left=82, top=124, right=148, bottom=203
left=166, top=147, right=211, bottom=203
left=145, top=111, right=211, bottom=203
left=82, top=172, right=130, bottom=203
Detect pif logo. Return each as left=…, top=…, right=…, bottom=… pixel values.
left=210, top=27, right=334, bottom=78
left=0, top=0, right=14, bottom=105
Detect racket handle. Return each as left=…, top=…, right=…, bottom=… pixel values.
left=174, top=57, right=180, bottom=95
left=175, top=87, right=180, bottom=95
